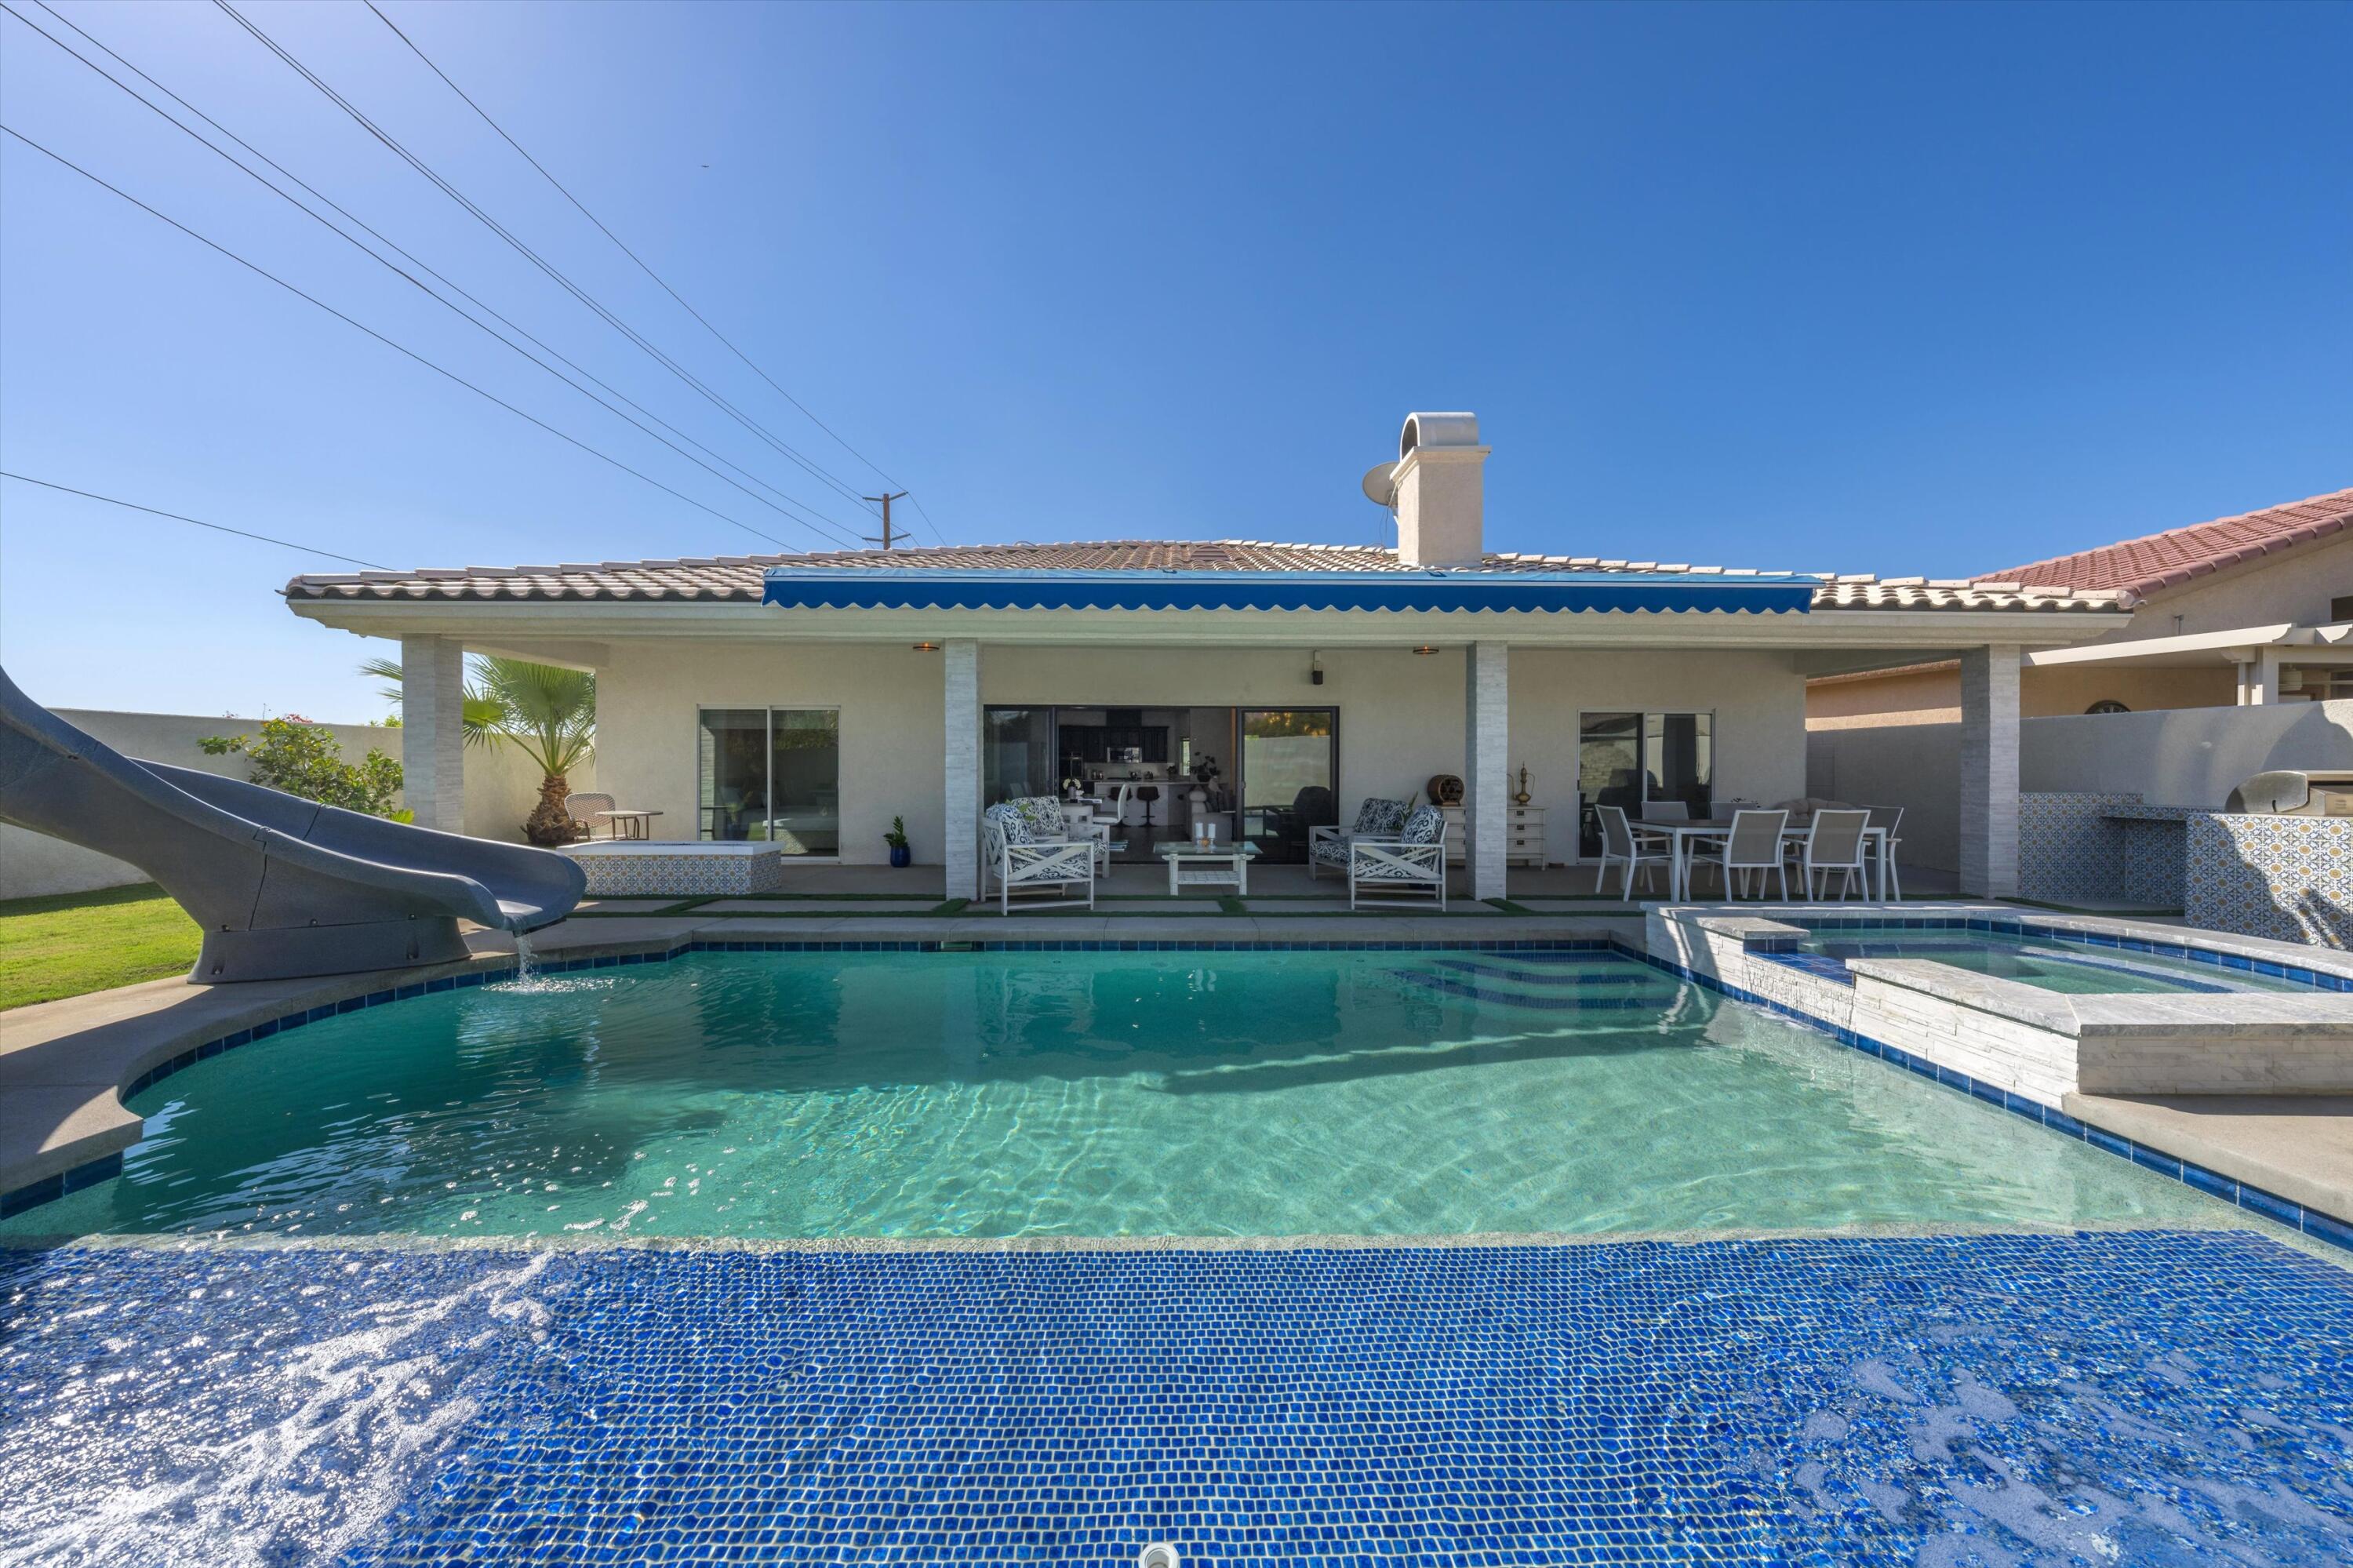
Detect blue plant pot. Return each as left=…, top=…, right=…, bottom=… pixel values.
left=889, top=846, right=911, bottom=868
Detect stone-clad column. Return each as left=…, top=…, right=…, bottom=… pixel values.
left=1464, top=642, right=1510, bottom=902
left=399, top=634, right=466, bottom=832
left=1958, top=644, right=2020, bottom=897
left=943, top=639, right=981, bottom=900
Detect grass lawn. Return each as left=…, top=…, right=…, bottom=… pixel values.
left=0, top=883, right=200, bottom=1012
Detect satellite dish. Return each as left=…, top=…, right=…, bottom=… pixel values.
left=1360, top=462, right=1398, bottom=508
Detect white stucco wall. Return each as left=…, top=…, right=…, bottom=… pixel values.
left=1808, top=698, right=2353, bottom=873
left=587, top=638, right=1812, bottom=866
left=1, top=709, right=582, bottom=900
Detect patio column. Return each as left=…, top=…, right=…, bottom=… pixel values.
left=943, top=638, right=980, bottom=900
left=1464, top=641, right=1510, bottom=901
left=1957, top=643, right=2020, bottom=897
left=399, top=634, right=466, bottom=832
left=2235, top=648, right=2282, bottom=705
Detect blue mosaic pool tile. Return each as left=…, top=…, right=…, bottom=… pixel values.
left=2, top=1231, right=2345, bottom=1566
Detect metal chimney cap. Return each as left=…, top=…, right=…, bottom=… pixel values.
left=1400, top=412, right=1480, bottom=458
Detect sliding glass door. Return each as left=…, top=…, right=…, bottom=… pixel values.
left=1237, top=708, right=1337, bottom=862
left=1577, top=711, right=1714, bottom=854
left=697, top=708, right=840, bottom=853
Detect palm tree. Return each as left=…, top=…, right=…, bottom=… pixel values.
left=362, top=654, right=596, bottom=844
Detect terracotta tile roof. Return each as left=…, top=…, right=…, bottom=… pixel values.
left=285, top=540, right=2124, bottom=613
left=1979, top=487, right=2353, bottom=600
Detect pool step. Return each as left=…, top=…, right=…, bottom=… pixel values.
left=1429, top=957, right=1659, bottom=988
left=1395, top=969, right=1679, bottom=1010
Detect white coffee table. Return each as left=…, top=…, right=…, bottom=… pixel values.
left=1157, top=842, right=1259, bottom=895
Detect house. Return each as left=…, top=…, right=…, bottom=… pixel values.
left=1808, top=487, right=2353, bottom=729
left=283, top=413, right=2131, bottom=900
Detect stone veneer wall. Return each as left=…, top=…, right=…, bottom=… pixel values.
left=2188, top=815, right=2353, bottom=950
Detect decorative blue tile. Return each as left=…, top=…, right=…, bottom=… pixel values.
left=2, top=1232, right=2344, bottom=1567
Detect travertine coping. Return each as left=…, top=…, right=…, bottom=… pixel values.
left=1846, top=957, right=2353, bottom=1039
left=1661, top=901, right=2353, bottom=982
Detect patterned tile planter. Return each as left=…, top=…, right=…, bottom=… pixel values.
left=562, top=842, right=786, bottom=897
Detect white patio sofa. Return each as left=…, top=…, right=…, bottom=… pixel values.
left=1347, top=804, right=1449, bottom=911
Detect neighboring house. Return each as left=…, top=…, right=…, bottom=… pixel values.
left=283, top=412, right=2129, bottom=899
left=1809, top=488, right=2353, bottom=729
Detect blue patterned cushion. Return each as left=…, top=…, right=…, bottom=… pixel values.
left=1399, top=805, right=1444, bottom=846
left=984, top=802, right=1033, bottom=847
left=1011, top=796, right=1066, bottom=838
left=1351, top=798, right=1410, bottom=837
left=1311, top=836, right=1351, bottom=868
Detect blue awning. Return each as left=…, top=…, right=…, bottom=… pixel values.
left=760, top=567, right=1816, bottom=616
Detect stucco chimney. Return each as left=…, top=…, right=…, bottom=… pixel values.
left=1391, top=412, right=1489, bottom=569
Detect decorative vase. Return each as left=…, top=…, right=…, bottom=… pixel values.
left=1426, top=773, right=1464, bottom=806
left=1512, top=765, right=1533, bottom=807
left=889, top=845, right=912, bottom=869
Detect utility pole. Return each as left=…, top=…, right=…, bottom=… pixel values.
left=862, top=491, right=910, bottom=550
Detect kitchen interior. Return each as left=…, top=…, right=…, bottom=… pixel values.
left=983, top=705, right=1340, bottom=862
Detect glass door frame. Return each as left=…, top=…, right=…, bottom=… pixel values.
left=695, top=704, right=842, bottom=853
left=1234, top=706, right=1341, bottom=863
left=1573, top=707, right=1716, bottom=858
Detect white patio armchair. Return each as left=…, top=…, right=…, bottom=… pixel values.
left=1595, top=803, right=1671, bottom=899
left=1790, top=808, right=1871, bottom=900
left=1347, top=804, right=1449, bottom=911
left=979, top=801, right=1096, bottom=914
left=1686, top=809, right=1788, bottom=900
left=1309, top=796, right=1411, bottom=881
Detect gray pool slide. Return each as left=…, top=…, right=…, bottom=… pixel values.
left=0, top=664, right=584, bottom=983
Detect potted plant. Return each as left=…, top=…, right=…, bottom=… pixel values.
left=884, top=815, right=912, bottom=868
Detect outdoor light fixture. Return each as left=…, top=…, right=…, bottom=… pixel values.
left=911, top=642, right=941, bottom=652
left=1411, top=645, right=1439, bottom=656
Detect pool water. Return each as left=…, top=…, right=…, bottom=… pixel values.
left=1794, top=924, right=2322, bottom=995
left=4, top=948, right=2236, bottom=1242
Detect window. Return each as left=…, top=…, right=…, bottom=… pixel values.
left=2331, top=595, right=2353, bottom=624
left=1577, top=711, right=1714, bottom=853
left=2282, top=665, right=2353, bottom=703
left=697, top=708, right=839, bottom=852
left=2085, top=700, right=2131, bottom=715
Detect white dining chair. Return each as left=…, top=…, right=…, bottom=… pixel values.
left=1686, top=809, right=1788, bottom=900
left=1865, top=806, right=1904, bottom=900
left=1791, top=809, right=1871, bottom=900
left=1640, top=800, right=1689, bottom=823
left=1595, top=803, right=1671, bottom=899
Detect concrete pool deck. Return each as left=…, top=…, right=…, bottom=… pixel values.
left=4, top=902, right=2348, bottom=1236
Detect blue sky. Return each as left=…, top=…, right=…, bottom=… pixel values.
left=2, top=0, right=2347, bottom=718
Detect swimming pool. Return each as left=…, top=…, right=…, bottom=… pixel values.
left=5, top=944, right=2348, bottom=1566
left=1785, top=921, right=2331, bottom=995
left=0, top=948, right=2247, bottom=1242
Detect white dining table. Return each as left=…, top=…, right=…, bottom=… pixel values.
left=1656, top=820, right=1890, bottom=902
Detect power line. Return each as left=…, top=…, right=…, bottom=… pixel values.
left=363, top=0, right=949, bottom=547
left=213, top=0, right=890, bottom=530
left=0, top=121, right=802, bottom=552
left=1, top=0, right=860, bottom=548
left=0, top=472, right=391, bottom=569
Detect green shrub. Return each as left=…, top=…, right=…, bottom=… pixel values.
left=199, top=718, right=407, bottom=818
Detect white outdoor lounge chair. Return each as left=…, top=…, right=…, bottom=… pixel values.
left=1790, top=808, right=1871, bottom=900
left=1595, top=803, right=1671, bottom=899
left=1308, top=797, right=1411, bottom=880
left=1686, top=809, right=1788, bottom=900
left=1865, top=805, right=1905, bottom=900
left=1347, top=803, right=1449, bottom=911
left=980, top=801, right=1096, bottom=914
